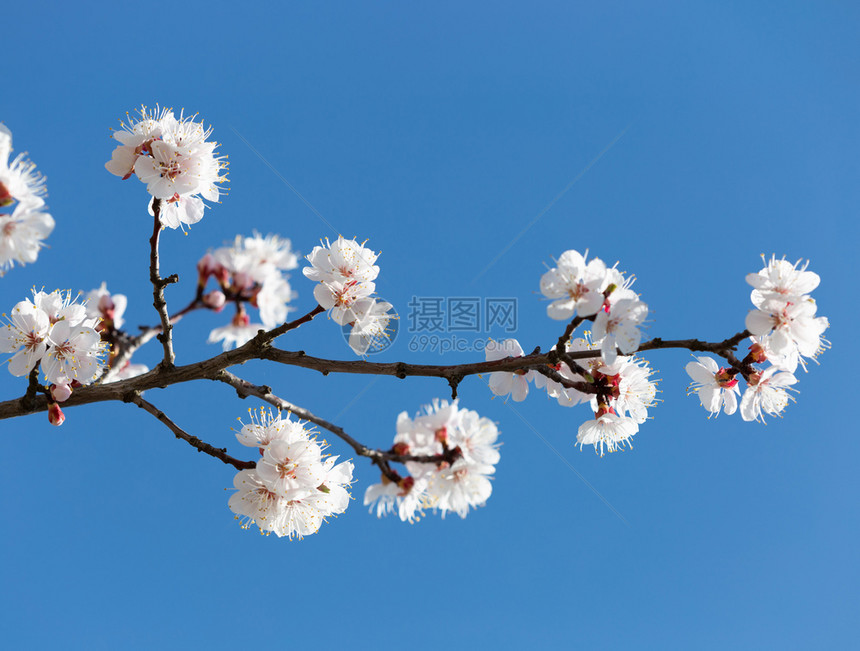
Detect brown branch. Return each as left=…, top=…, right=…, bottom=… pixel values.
left=214, top=370, right=464, bottom=477
left=0, top=329, right=752, bottom=421
left=149, top=199, right=178, bottom=367
left=127, top=392, right=254, bottom=470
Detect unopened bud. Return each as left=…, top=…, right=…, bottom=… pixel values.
left=203, top=290, right=226, bottom=311
left=0, top=181, right=13, bottom=207
left=748, top=342, right=768, bottom=364
left=397, top=475, right=415, bottom=496
left=715, top=367, right=739, bottom=388
left=48, top=402, right=65, bottom=426
left=197, top=253, right=218, bottom=286
left=391, top=441, right=410, bottom=456
left=50, top=383, right=73, bottom=402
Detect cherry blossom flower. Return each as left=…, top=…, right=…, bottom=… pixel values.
left=747, top=255, right=820, bottom=307
left=207, top=310, right=263, bottom=351
left=2, top=290, right=105, bottom=385
left=228, top=411, right=354, bottom=539
left=0, top=299, right=51, bottom=376
left=105, top=106, right=228, bottom=230
left=577, top=412, right=639, bottom=456
left=740, top=366, right=797, bottom=423
left=592, top=297, right=648, bottom=365
left=685, top=356, right=740, bottom=417
left=746, top=298, right=829, bottom=373
left=364, top=476, right=429, bottom=523
left=41, top=320, right=104, bottom=385
left=303, top=236, right=380, bottom=285
left=540, top=249, right=608, bottom=320
left=367, top=400, right=499, bottom=521
left=348, top=298, right=396, bottom=355
left=484, top=338, right=536, bottom=402
left=603, top=355, right=659, bottom=424
left=0, top=124, right=54, bottom=273
left=85, top=282, right=127, bottom=330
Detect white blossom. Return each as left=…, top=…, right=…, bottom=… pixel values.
left=484, top=338, right=536, bottom=402
left=105, top=106, right=227, bottom=230
left=540, top=249, right=608, bottom=320
left=740, top=366, right=797, bottom=423
left=592, top=297, right=648, bottom=365
left=577, top=413, right=639, bottom=456
left=746, top=255, right=820, bottom=307
left=348, top=298, right=396, bottom=355
left=0, top=124, right=54, bottom=273
left=367, top=400, right=499, bottom=521
left=228, top=411, right=353, bottom=539
left=685, top=356, right=740, bottom=417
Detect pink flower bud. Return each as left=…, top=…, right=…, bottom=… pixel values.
left=50, top=383, right=73, bottom=402
left=48, top=403, right=65, bottom=426
left=203, top=290, right=227, bottom=311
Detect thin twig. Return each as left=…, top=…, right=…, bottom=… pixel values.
left=149, top=199, right=178, bottom=367
left=128, top=392, right=253, bottom=470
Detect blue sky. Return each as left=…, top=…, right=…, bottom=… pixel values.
left=1, top=1, right=858, bottom=648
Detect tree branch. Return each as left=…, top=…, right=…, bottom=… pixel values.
left=127, top=392, right=253, bottom=470
left=0, top=329, right=752, bottom=421
left=149, top=199, right=178, bottom=367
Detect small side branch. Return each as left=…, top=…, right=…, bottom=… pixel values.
left=127, top=392, right=253, bottom=470
left=149, top=199, right=178, bottom=367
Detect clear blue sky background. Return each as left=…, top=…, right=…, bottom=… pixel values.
left=1, top=2, right=858, bottom=649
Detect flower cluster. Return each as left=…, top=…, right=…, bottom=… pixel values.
left=540, top=249, right=647, bottom=365
left=83, top=282, right=149, bottom=382
left=686, top=256, right=828, bottom=422
left=303, top=236, right=396, bottom=355
left=364, top=400, right=500, bottom=521
left=488, top=335, right=658, bottom=456
left=479, top=250, right=655, bottom=456
left=201, top=233, right=299, bottom=350
left=0, top=124, right=54, bottom=273
left=1, top=290, right=106, bottom=423
left=229, top=409, right=354, bottom=539
left=105, top=105, right=227, bottom=230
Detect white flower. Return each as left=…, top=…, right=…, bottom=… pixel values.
left=229, top=470, right=283, bottom=534
left=235, top=407, right=308, bottom=450
left=0, top=124, right=54, bottom=273
left=364, top=476, right=429, bottom=523
left=746, top=298, right=829, bottom=372
left=105, top=106, right=227, bottom=229
left=303, top=236, right=380, bottom=285
left=592, top=297, right=648, bottom=365
left=348, top=298, right=396, bottom=355
left=484, top=338, right=536, bottom=402
left=685, top=356, right=740, bottom=417
left=608, top=356, right=658, bottom=424
left=41, top=320, right=104, bottom=385
left=747, top=255, right=820, bottom=307
left=540, top=249, right=608, bottom=320
left=207, top=311, right=263, bottom=351
left=313, top=278, right=376, bottom=326
left=257, top=438, right=327, bottom=500
left=108, top=361, right=149, bottom=381
left=228, top=411, right=353, bottom=539
left=577, top=413, right=639, bottom=456
left=740, top=366, right=797, bottom=423
left=383, top=400, right=499, bottom=520
left=0, top=299, right=51, bottom=376
left=85, top=282, right=127, bottom=330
